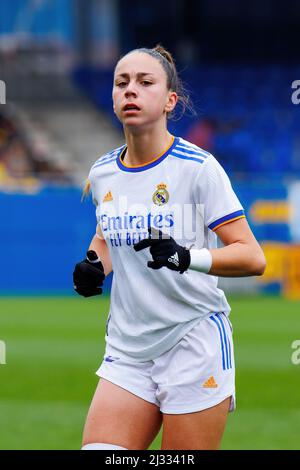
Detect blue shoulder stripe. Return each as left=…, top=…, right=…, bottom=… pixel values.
left=172, top=148, right=206, bottom=160
left=170, top=151, right=205, bottom=164
left=91, top=147, right=125, bottom=170
left=91, top=153, right=119, bottom=170
left=176, top=144, right=210, bottom=158
left=92, top=146, right=125, bottom=167
left=92, top=153, right=116, bottom=169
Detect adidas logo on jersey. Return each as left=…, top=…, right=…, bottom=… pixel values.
left=202, top=376, right=218, bottom=388
left=168, top=252, right=179, bottom=267
left=103, top=191, right=113, bottom=202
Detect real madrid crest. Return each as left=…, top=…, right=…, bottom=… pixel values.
left=152, top=183, right=169, bottom=206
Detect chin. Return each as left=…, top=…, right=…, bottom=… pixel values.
left=122, top=118, right=146, bottom=128
left=123, top=116, right=161, bottom=129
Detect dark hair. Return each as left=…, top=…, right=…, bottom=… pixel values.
left=119, top=45, right=195, bottom=120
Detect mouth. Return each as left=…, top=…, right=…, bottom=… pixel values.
left=123, top=103, right=141, bottom=112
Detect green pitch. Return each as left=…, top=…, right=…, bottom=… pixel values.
left=0, top=295, right=299, bottom=450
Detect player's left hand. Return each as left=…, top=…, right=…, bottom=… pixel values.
left=133, top=227, right=191, bottom=274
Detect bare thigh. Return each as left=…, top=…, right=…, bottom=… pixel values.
left=82, top=378, right=162, bottom=450
left=161, top=397, right=231, bottom=450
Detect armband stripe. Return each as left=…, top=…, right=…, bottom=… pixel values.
left=208, top=210, right=245, bottom=231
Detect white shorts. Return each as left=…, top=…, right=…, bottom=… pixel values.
left=96, top=312, right=235, bottom=414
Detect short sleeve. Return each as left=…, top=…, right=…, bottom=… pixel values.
left=194, top=155, right=245, bottom=231
left=87, top=169, right=97, bottom=207
left=86, top=171, right=100, bottom=233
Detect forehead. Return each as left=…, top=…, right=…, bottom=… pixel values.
left=114, top=52, right=165, bottom=78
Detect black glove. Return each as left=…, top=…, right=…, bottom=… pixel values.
left=73, top=250, right=105, bottom=297
left=133, top=227, right=191, bottom=274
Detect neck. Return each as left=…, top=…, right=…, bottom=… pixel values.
left=123, top=123, right=173, bottom=166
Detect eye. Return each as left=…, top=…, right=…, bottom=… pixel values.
left=141, top=80, right=152, bottom=86
left=116, top=82, right=127, bottom=88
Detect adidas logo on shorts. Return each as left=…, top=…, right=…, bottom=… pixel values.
left=202, top=376, right=218, bottom=388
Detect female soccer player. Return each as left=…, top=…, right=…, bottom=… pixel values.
left=73, top=45, right=266, bottom=450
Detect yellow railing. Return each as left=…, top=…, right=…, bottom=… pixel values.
left=259, top=243, right=300, bottom=299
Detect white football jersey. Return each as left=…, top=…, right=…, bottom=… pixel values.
left=88, top=136, right=245, bottom=361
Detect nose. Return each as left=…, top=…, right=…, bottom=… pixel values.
left=124, top=81, right=138, bottom=98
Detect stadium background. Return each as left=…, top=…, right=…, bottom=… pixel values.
left=0, top=0, right=300, bottom=450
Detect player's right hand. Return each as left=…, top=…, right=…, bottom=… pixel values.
left=73, top=250, right=105, bottom=297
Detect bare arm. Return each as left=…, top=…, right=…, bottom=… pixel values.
left=89, top=226, right=112, bottom=276
left=208, top=218, right=266, bottom=277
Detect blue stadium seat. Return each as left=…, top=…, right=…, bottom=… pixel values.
left=72, top=64, right=300, bottom=177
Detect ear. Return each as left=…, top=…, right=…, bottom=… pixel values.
left=165, top=91, right=178, bottom=113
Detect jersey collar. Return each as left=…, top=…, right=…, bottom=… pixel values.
left=116, top=136, right=179, bottom=172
